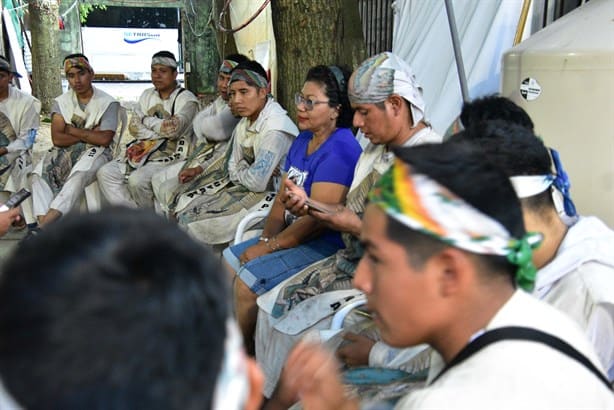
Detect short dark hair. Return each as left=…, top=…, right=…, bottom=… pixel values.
left=304, top=65, right=353, bottom=128
left=456, top=119, right=554, bottom=215
left=0, top=208, right=230, bottom=410
left=388, top=140, right=526, bottom=282
left=63, top=53, right=89, bottom=62
left=460, top=95, right=534, bottom=131
left=224, top=53, right=250, bottom=65
left=152, top=50, right=177, bottom=61
left=231, top=60, right=268, bottom=85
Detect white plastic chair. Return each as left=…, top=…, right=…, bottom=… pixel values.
left=319, top=295, right=367, bottom=341
left=233, top=208, right=271, bottom=245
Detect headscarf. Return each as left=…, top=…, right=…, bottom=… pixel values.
left=0, top=57, right=21, bottom=78
left=508, top=147, right=578, bottom=224
left=212, top=319, right=250, bottom=410
left=63, top=55, right=93, bottom=74
left=151, top=55, right=178, bottom=69
left=219, top=59, right=239, bottom=74
left=229, top=68, right=268, bottom=89
left=349, top=52, right=425, bottom=127
left=369, top=158, right=542, bottom=291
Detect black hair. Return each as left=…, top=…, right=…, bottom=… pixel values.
left=63, top=53, right=89, bottom=62
left=152, top=50, right=177, bottom=61
left=456, top=119, right=554, bottom=215
left=304, top=65, right=353, bottom=128
left=460, top=94, right=534, bottom=131
left=224, top=53, right=250, bottom=65
left=0, top=208, right=230, bottom=410
left=388, top=140, right=526, bottom=283
left=230, top=60, right=268, bottom=86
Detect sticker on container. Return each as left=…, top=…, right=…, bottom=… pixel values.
left=520, top=78, right=542, bottom=101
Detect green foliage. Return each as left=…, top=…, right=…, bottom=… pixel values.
left=78, top=4, right=107, bottom=24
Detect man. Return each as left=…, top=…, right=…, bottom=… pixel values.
left=97, top=50, right=199, bottom=208
left=31, top=53, right=118, bottom=227
left=0, top=55, right=40, bottom=227
left=458, top=119, right=614, bottom=381
left=253, top=52, right=442, bottom=397
left=151, top=53, right=249, bottom=215
left=0, top=208, right=264, bottom=410
left=334, top=96, right=540, bottom=373
left=175, top=60, right=298, bottom=245
left=270, top=141, right=613, bottom=409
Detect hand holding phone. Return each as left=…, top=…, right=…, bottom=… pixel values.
left=305, top=199, right=337, bottom=214
left=0, top=189, right=31, bottom=212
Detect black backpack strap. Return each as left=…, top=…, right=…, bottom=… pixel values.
left=431, top=326, right=612, bottom=390
left=170, top=87, right=187, bottom=116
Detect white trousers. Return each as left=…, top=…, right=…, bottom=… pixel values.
left=151, top=160, right=185, bottom=214
left=97, top=160, right=176, bottom=209
left=31, top=153, right=109, bottom=217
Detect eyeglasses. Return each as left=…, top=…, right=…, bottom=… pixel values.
left=294, top=93, right=330, bottom=111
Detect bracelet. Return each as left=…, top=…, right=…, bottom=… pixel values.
left=265, top=236, right=282, bottom=251
left=258, top=236, right=270, bottom=243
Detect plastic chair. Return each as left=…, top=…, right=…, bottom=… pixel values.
left=233, top=208, right=271, bottom=245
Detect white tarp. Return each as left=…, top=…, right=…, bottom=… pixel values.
left=229, top=1, right=278, bottom=97
left=392, top=0, right=525, bottom=134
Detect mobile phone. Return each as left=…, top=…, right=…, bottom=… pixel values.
left=0, top=189, right=31, bottom=212
left=305, top=198, right=334, bottom=214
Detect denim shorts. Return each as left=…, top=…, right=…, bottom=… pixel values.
left=223, top=236, right=341, bottom=295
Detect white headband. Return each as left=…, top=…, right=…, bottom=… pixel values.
left=151, top=56, right=177, bottom=69
left=509, top=175, right=554, bottom=198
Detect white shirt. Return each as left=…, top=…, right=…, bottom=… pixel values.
left=396, top=291, right=614, bottom=409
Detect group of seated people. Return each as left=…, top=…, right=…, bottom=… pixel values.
left=0, top=49, right=612, bottom=409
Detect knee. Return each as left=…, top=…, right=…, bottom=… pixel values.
left=234, top=278, right=257, bottom=305
left=127, top=172, right=148, bottom=191
left=96, top=163, right=114, bottom=182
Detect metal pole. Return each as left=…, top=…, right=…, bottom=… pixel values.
left=444, top=0, right=470, bottom=102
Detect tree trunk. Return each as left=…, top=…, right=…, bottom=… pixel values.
left=181, top=0, right=219, bottom=103
left=271, top=0, right=366, bottom=117
left=28, top=0, right=62, bottom=114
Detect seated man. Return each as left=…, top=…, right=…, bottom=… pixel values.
left=270, top=141, right=613, bottom=409
left=31, top=54, right=119, bottom=227
left=335, top=95, right=541, bottom=373
left=97, top=50, right=199, bottom=209
left=0, top=208, right=264, bottom=410
left=0, top=55, right=40, bottom=227
left=459, top=119, right=614, bottom=381
left=252, top=52, right=442, bottom=397
left=175, top=60, right=298, bottom=246
left=152, top=53, right=249, bottom=215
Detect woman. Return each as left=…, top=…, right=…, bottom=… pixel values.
left=223, top=65, right=362, bottom=351
left=176, top=60, right=298, bottom=245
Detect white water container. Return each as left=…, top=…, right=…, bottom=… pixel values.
left=502, top=0, right=614, bottom=227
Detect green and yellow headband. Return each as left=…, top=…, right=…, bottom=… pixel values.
left=369, top=158, right=542, bottom=291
